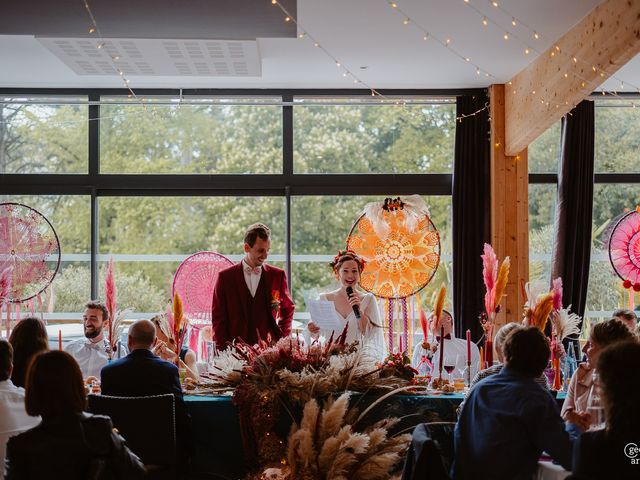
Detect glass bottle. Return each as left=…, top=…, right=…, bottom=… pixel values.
left=586, top=370, right=606, bottom=430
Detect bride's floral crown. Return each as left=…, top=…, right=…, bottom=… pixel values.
left=329, top=249, right=366, bottom=272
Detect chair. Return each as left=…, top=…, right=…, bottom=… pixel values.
left=401, top=421, right=456, bottom=480
left=87, top=393, right=176, bottom=479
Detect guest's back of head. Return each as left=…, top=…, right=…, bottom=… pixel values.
left=503, top=326, right=550, bottom=378
left=25, top=350, right=86, bottom=419
left=128, top=319, right=156, bottom=351
left=0, top=339, right=12, bottom=381
left=8, top=317, right=48, bottom=388
left=597, top=340, right=640, bottom=435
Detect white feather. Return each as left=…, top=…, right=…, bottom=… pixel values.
left=553, top=306, right=582, bottom=341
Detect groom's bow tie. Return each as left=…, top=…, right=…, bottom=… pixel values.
left=244, top=265, right=261, bottom=275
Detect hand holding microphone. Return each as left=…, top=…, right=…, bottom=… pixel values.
left=345, top=286, right=361, bottom=319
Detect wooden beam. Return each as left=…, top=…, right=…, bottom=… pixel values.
left=491, top=84, right=529, bottom=332
left=505, top=0, right=640, bottom=156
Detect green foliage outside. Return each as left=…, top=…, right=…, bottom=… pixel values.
left=0, top=99, right=454, bottom=314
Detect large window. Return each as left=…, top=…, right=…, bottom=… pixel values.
left=100, top=98, right=282, bottom=174
left=529, top=98, right=640, bottom=336
left=1, top=90, right=458, bottom=321
left=0, top=97, right=88, bottom=173
left=293, top=99, right=455, bottom=174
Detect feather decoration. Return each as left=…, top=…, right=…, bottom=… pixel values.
left=552, top=277, right=563, bottom=311
left=104, top=258, right=116, bottom=356
left=0, top=267, right=13, bottom=303
left=173, top=291, right=184, bottom=354
left=524, top=280, right=547, bottom=309
left=493, top=256, right=511, bottom=313
left=481, top=244, right=501, bottom=318
left=552, top=306, right=582, bottom=341
left=530, top=293, right=554, bottom=331
left=433, top=284, right=446, bottom=331
left=419, top=308, right=428, bottom=340
left=109, top=308, right=132, bottom=355
left=363, top=200, right=390, bottom=239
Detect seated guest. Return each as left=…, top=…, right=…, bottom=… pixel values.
left=8, top=317, right=48, bottom=388
left=0, top=340, right=40, bottom=480
left=150, top=314, right=199, bottom=381
left=612, top=309, right=638, bottom=333
left=562, top=319, right=634, bottom=433
left=100, top=319, right=193, bottom=465
left=411, top=311, right=480, bottom=377
left=571, top=340, right=640, bottom=479
left=65, top=300, right=127, bottom=379
left=452, top=326, right=572, bottom=480
left=307, top=250, right=385, bottom=362
left=5, top=351, right=145, bottom=479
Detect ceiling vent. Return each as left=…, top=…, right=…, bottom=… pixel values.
left=36, top=37, right=261, bottom=77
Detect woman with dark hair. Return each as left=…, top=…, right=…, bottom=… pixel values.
left=571, top=340, right=640, bottom=479
left=4, top=351, right=145, bottom=479
left=8, top=317, right=48, bottom=388
left=307, top=250, right=385, bottom=362
left=562, top=319, right=635, bottom=432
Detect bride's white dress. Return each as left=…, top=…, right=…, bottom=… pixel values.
left=312, top=292, right=386, bottom=363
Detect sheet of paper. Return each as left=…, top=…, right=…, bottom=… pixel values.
left=306, top=298, right=343, bottom=332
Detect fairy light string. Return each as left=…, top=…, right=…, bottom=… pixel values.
left=384, top=0, right=498, bottom=80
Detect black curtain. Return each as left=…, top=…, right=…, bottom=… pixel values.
left=452, top=93, right=491, bottom=341
left=551, top=100, right=595, bottom=339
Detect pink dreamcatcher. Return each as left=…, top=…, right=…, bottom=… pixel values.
left=608, top=207, right=640, bottom=308
left=172, top=251, right=233, bottom=358
left=0, top=202, right=61, bottom=334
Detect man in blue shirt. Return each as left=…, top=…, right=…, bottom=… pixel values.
left=452, top=326, right=573, bottom=480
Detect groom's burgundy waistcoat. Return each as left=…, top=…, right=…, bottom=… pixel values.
left=211, top=263, right=294, bottom=348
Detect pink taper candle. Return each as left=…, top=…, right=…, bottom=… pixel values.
left=438, top=325, right=445, bottom=378
left=466, top=329, right=471, bottom=364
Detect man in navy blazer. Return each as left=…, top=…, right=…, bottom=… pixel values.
left=100, top=319, right=193, bottom=462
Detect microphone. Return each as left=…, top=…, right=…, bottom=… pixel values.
left=345, top=286, right=361, bottom=319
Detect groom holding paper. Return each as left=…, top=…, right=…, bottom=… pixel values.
left=211, top=223, right=295, bottom=349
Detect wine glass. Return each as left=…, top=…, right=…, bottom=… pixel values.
left=456, top=354, right=470, bottom=389
left=443, top=355, right=456, bottom=383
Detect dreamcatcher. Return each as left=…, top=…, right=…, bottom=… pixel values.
left=608, top=206, right=640, bottom=309
left=172, top=251, right=234, bottom=359
left=0, top=202, right=61, bottom=335
left=346, top=195, right=440, bottom=353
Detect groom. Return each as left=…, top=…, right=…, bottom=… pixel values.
left=211, top=223, right=295, bottom=349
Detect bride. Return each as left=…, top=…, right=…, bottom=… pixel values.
left=307, top=250, right=385, bottom=362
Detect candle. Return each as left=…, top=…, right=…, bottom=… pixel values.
left=479, top=346, right=484, bottom=370
left=466, top=329, right=471, bottom=364
left=58, top=329, right=62, bottom=351
left=399, top=336, right=403, bottom=354
left=438, top=325, right=445, bottom=378
left=486, top=340, right=493, bottom=367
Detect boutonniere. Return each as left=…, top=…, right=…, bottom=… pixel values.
left=270, top=290, right=281, bottom=313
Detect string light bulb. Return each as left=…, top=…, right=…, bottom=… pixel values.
left=476, top=68, right=481, bottom=75
left=503, top=32, right=509, bottom=40
left=423, top=34, right=428, bottom=40
left=533, top=31, right=539, bottom=39
left=298, top=32, right=305, bottom=38
left=511, top=18, right=517, bottom=26
left=403, top=18, right=409, bottom=25
left=445, top=38, right=451, bottom=45
left=524, top=48, right=530, bottom=55
left=284, top=16, right=290, bottom=22
left=482, top=17, right=488, bottom=26
left=88, top=27, right=95, bottom=33
left=271, top=0, right=277, bottom=4
left=492, top=1, right=498, bottom=7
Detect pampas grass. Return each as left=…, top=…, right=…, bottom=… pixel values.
left=531, top=293, right=554, bottom=331
left=286, top=392, right=410, bottom=480
left=433, top=284, right=447, bottom=330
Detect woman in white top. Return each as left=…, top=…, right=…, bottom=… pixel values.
left=307, top=250, right=385, bottom=363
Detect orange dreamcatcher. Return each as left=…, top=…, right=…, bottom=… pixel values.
left=346, top=195, right=441, bottom=353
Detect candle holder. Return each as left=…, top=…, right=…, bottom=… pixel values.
left=465, top=361, right=472, bottom=388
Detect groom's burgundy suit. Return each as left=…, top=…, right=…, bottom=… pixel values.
left=211, top=263, right=294, bottom=348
